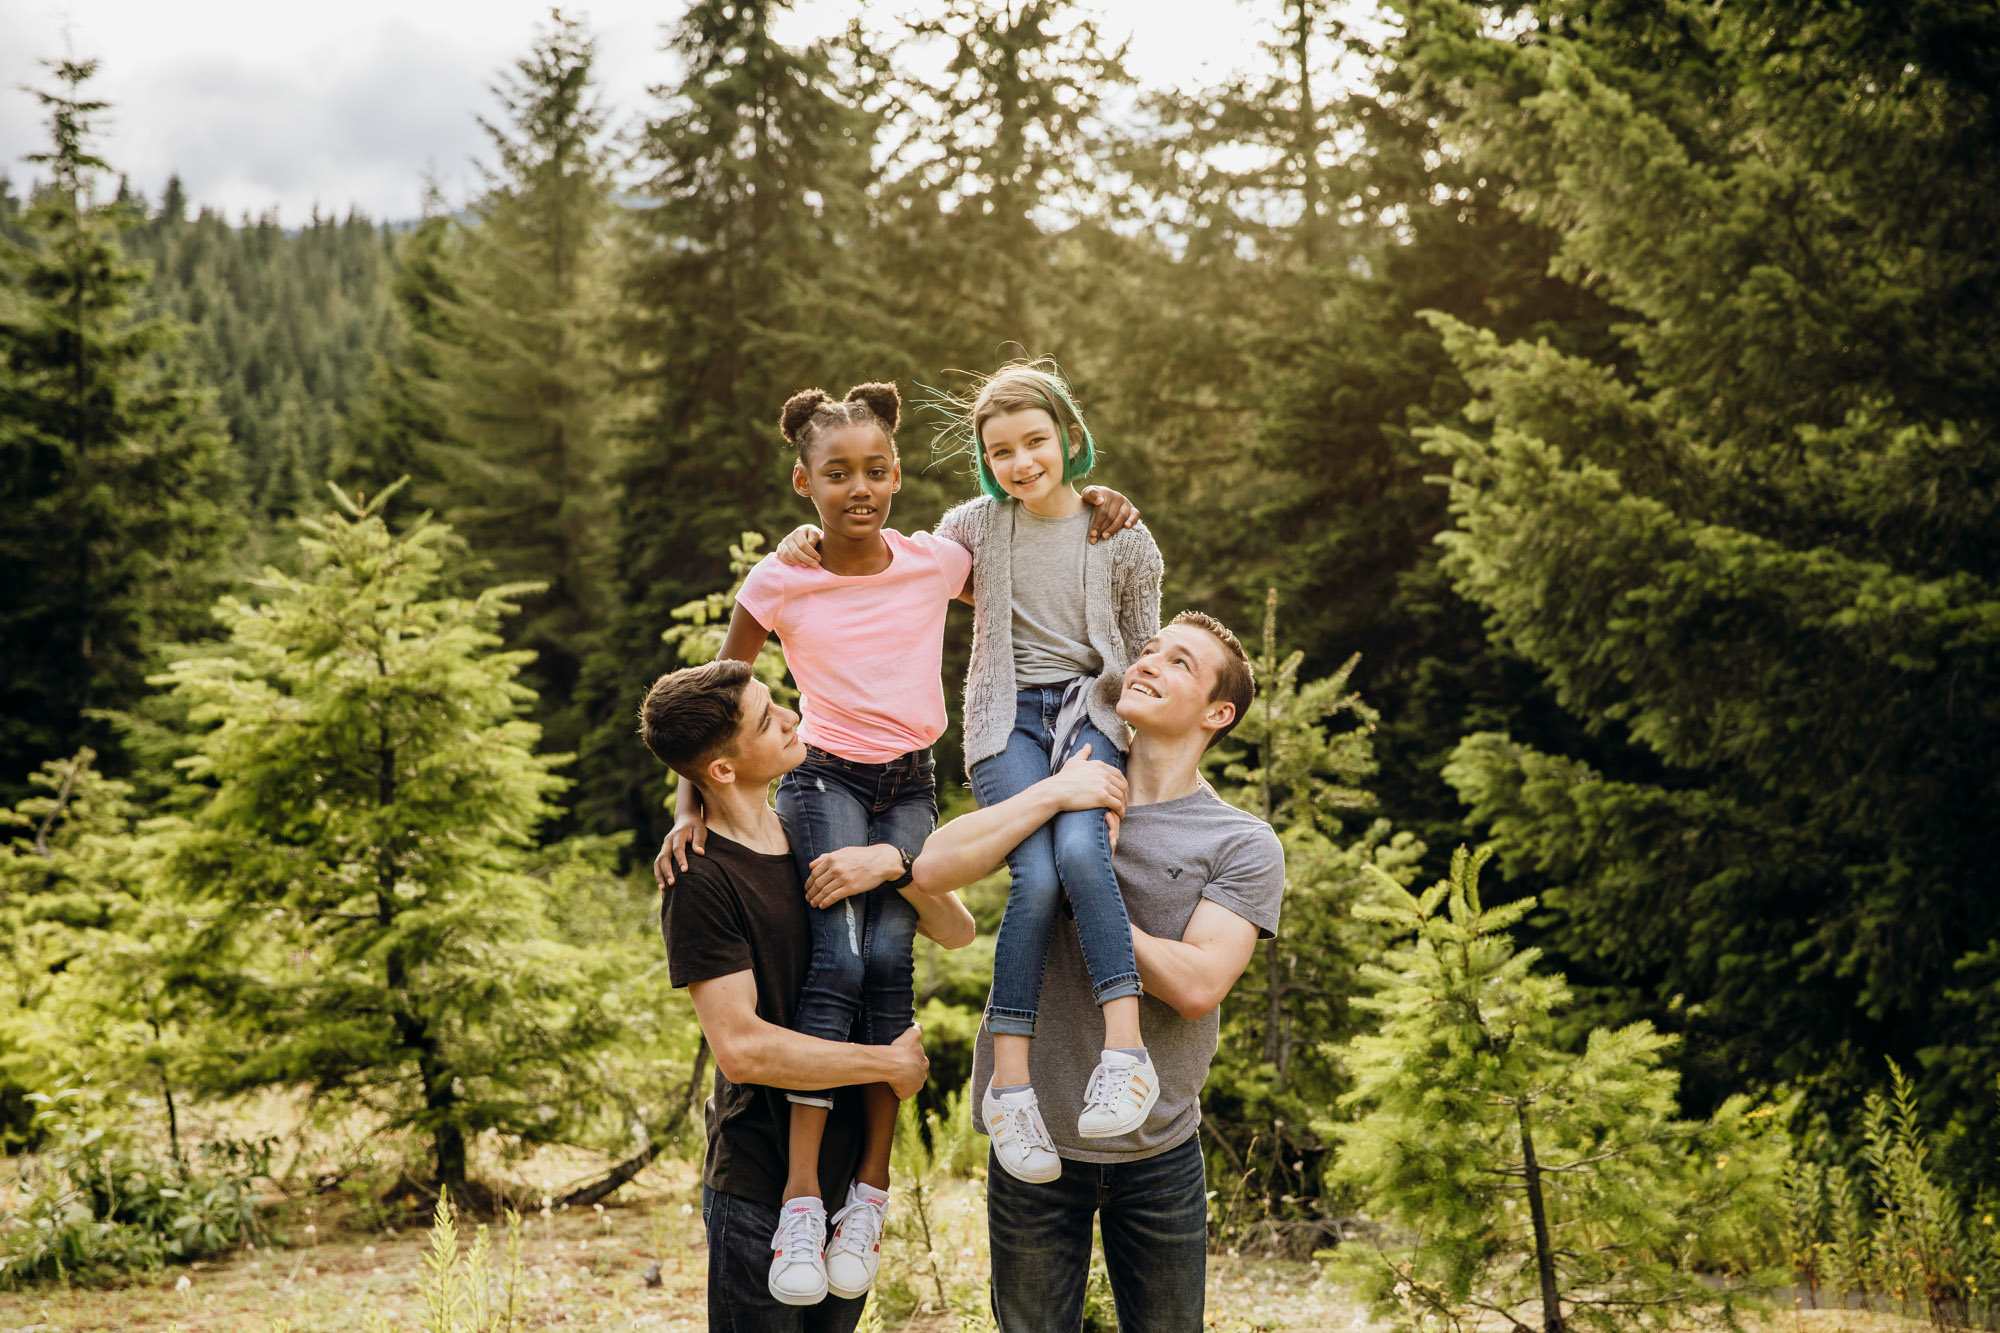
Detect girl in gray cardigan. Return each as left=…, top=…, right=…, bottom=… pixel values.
left=938, top=363, right=1164, bottom=1185
left=776, top=363, right=1164, bottom=1185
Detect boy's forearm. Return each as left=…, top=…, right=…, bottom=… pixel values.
left=733, top=1023, right=903, bottom=1091
left=910, top=783, right=1065, bottom=896
left=905, top=881, right=978, bottom=949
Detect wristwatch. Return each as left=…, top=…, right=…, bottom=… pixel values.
left=884, top=846, right=915, bottom=890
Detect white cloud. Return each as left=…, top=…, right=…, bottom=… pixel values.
left=0, top=0, right=1290, bottom=223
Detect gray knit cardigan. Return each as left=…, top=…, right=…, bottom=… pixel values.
left=935, top=496, right=1164, bottom=775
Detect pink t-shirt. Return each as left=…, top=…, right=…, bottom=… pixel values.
left=734, top=529, right=973, bottom=763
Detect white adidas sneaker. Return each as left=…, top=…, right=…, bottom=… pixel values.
left=1077, top=1050, right=1160, bottom=1138
left=825, top=1181, right=887, bottom=1298
left=767, top=1196, right=828, bottom=1306
left=982, top=1084, right=1063, bottom=1184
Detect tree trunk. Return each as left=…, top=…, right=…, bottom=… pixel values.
left=1264, top=935, right=1286, bottom=1084
left=162, top=1071, right=182, bottom=1169
left=561, top=1038, right=710, bottom=1208
left=1518, top=1103, right=1565, bottom=1333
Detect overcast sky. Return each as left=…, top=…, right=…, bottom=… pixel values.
left=0, top=0, right=1291, bottom=223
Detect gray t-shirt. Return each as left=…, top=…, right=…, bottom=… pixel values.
left=1008, top=506, right=1100, bottom=685
left=971, top=785, right=1285, bottom=1163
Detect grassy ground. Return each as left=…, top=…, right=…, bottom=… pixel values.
left=0, top=1134, right=1937, bottom=1333
left=0, top=1154, right=1379, bottom=1333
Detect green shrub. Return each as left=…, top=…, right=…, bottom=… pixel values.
left=1786, top=1065, right=2000, bottom=1329
left=0, top=1085, right=270, bottom=1288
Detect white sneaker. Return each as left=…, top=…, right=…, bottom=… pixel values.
left=825, top=1182, right=887, bottom=1298
left=1077, top=1050, right=1160, bottom=1139
left=767, top=1197, right=828, bottom=1306
left=983, top=1084, right=1063, bottom=1184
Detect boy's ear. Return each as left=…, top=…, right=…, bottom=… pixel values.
left=1204, top=699, right=1237, bottom=736
left=703, top=754, right=737, bottom=789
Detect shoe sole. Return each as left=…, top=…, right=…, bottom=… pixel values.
left=769, top=1278, right=829, bottom=1306
left=1075, top=1074, right=1162, bottom=1139
left=992, top=1155, right=1063, bottom=1184
left=984, top=1093, right=1064, bottom=1184
left=827, top=1273, right=876, bottom=1300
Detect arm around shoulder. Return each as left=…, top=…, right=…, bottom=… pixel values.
left=934, top=496, right=990, bottom=554
left=1114, top=524, right=1164, bottom=659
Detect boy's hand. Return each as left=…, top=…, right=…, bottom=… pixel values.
left=776, top=524, right=824, bottom=568
left=654, top=812, right=709, bottom=889
left=1047, top=743, right=1128, bottom=818
left=885, top=1024, right=929, bottom=1100
left=804, top=844, right=904, bottom=909
left=1080, top=486, right=1140, bottom=543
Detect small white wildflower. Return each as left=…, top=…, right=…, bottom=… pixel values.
left=175, top=1275, right=193, bottom=1292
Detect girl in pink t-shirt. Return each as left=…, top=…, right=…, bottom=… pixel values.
left=657, top=382, right=1131, bottom=1308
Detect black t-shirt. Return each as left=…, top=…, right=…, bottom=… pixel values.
left=660, top=831, right=864, bottom=1208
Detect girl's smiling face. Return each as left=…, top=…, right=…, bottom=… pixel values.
left=981, top=408, right=1075, bottom=506
left=794, top=422, right=899, bottom=542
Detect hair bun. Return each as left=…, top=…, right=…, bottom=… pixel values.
left=845, top=382, right=901, bottom=434
left=779, top=388, right=834, bottom=444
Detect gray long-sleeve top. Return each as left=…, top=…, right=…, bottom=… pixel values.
left=935, top=495, right=1165, bottom=775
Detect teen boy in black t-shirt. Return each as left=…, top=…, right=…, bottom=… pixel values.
left=640, top=659, right=976, bottom=1333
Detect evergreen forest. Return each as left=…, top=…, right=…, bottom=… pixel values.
left=4, top=0, right=2000, bottom=1325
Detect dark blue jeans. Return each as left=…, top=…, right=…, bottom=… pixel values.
left=987, top=1135, right=1209, bottom=1332
left=703, top=1185, right=867, bottom=1333
left=970, top=686, right=1140, bottom=1037
left=775, top=745, right=937, bottom=1102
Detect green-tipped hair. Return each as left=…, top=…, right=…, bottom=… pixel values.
left=927, top=360, right=1098, bottom=500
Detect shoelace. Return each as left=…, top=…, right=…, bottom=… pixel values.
left=1083, top=1062, right=1143, bottom=1114
left=772, top=1204, right=826, bottom=1259
left=827, top=1197, right=884, bottom=1259
left=993, top=1095, right=1058, bottom=1154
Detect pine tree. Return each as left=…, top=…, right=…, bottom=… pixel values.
left=0, top=750, right=201, bottom=1158
left=1198, top=590, right=1424, bottom=1249
left=155, top=486, right=622, bottom=1195
left=1331, top=846, right=1787, bottom=1333
left=401, top=10, right=619, bottom=759
left=0, top=751, right=142, bottom=1141
left=574, top=0, right=879, bottom=844
left=342, top=200, right=460, bottom=515
left=881, top=0, right=1132, bottom=358
left=127, top=192, right=396, bottom=540
left=1395, top=0, right=2000, bottom=1147
left=0, top=59, right=239, bottom=801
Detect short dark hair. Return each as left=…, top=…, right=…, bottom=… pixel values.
left=638, top=660, right=754, bottom=783
left=1169, top=610, right=1254, bottom=751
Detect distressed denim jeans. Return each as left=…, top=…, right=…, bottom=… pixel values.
left=775, top=745, right=937, bottom=1102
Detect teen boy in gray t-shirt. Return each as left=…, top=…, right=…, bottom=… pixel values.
left=969, top=788, right=1282, bottom=1158
left=912, top=612, right=1282, bottom=1333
